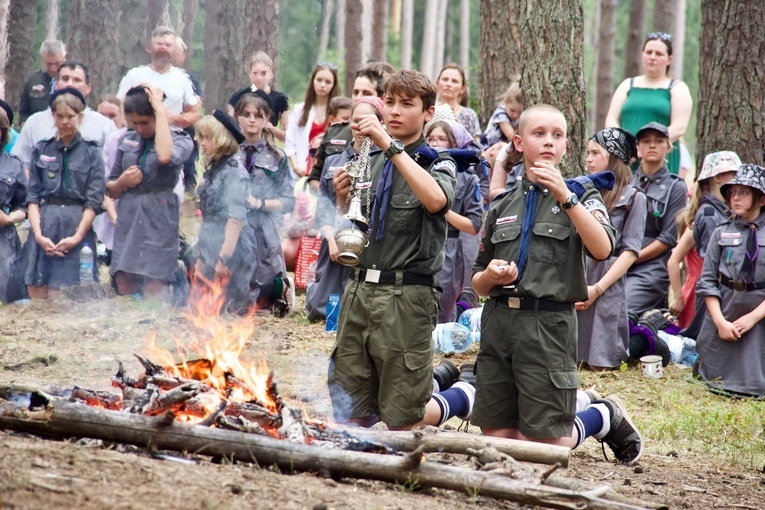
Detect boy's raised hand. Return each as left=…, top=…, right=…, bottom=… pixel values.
left=530, top=161, right=569, bottom=202
left=352, top=114, right=390, bottom=150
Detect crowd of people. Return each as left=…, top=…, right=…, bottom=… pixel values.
left=0, top=27, right=763, bottom=465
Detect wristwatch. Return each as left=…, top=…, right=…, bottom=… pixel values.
left=561, top=193, right=579, bottom=210
left=383, top=138, right=405, bottom=158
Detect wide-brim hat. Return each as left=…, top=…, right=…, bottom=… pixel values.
left=696, top=151, right=742, bottom=181
left=228, top=85, right=273, bottom=112
left=720, top=164, right=765, bottom=197
left=635, top=121, right=669, bottom=140
left=212, top=109, right=245, bottom=144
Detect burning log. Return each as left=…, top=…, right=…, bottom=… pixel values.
left=216, top=415, right=272, bottom=436
left=278, top=404, right=308, bottom=444
left=0, top=394, right=664, bottom=510
left=69, top=386, right=122, bottom=411
left=223, top=402, right=280, bottom=429
left=129, top=383, right=203, bottom=415
left=147, top=375, right=207, bottom=391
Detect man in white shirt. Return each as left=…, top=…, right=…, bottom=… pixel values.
left=116, top=26, right=201, bottom=129
left=12, top=61, right=118, bottom=167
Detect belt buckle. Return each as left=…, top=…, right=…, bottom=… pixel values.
left=507, top=297, right=520, bottom=309
left=733, top=280, right=746, bottom=291
left=364, top=269, right=381, bottom=283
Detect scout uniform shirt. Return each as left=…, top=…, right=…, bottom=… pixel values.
left=358, top=138, right=456, bottom=276
left=474, top=175, right=616, bottom=303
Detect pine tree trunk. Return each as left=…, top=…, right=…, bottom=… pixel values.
left=594, top=0, right=616, bottom=131
left=179, top=0, right=199, bottom=49
left=479, top=0, right=520, bottom=124
left=371, top=0, right=389, bottom=62
left=433, top=0, right=448, bottom=74
left=420, top=0, right=438, bottom=78
left=400, top=0, right=413, bottom=69
left=243, top=0, right=280, bottom=77
left=623, top=0, right=646, bottom=79
left=67, top=0, right=121, bottom=107
left=390, top=0, right=402, bottom=37
left=671, top=0, right=686, bottom=81
left=119, top=0, right=148, bottom=80
left=696, top=0, right=764, bottom=166
left=318, top=0, right=334, bottom=61
left=344, top=0, right=363, bottom=95
left=361, top=0, right=372, bottom=62
left=652, top=0, right=673, bottom=34
left=459, top=0, right=469, bottom=70
left=204, top=0, right=245, bottom=110
left=45, top=0, right=60, bottom=41
left=0, top=0, right=9, bottom=99
left=518, top=0, right=587, bottom=174
left=6, top=0, right=38, bottom=114
left=336, top=0, right=346, bottom=55
left=147, top=0, right=168, bottom=34
left=697, top=0, right=724, bottom=132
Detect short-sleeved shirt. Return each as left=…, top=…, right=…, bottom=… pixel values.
left=481, top=106, right=514, bottom=148
left=117, top=65, right=199, bottom=115
left=268, top=90, right=288, bottom=126
left=108, top=128, right=194, bottom=190
left=474, top=176, right=616, bottom=303
left=456, top=107, right=482, bottom=139
left=357, top=138, right=456, bottom=275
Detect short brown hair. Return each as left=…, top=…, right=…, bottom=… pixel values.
left=383, top=70, right=437, bottom=111
left=328, top=96, right=352, bottom=118
left=195, top=115, right=239, bottom=161
left=424, top=120, right=456, bottom=148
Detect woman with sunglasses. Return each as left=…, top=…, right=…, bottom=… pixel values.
left=284, top=62, right=340, bottom=180
left=605, top=32, right=693, bottom=176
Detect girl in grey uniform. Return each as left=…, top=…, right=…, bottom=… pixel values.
left=233, top=91, right=295, bottom=316
left=25, top=88, right=105, bottom=300
left=695, top=164, right=765, bottom=397
left=424, top=119, right=482, bottom=323
left=306, top=97, right=383, bottom=321
left=0, top=101, right=27, bottom=303
left=575, top=128, right=646, bottom=369
left=107, top=86, right=193, bottom=300
left=625, top=122, right=687, bottom=315
left=194, top=111, right=257, bottom=314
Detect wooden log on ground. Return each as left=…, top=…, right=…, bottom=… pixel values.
left=332, top=425, right=571, bottom=467
left=0, top=396, right=659, bottom=510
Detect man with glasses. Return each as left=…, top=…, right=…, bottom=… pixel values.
left=19, top=41, right=67, bottom=125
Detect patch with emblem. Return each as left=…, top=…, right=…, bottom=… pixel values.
left=355, top=181, right=372, bottom=190
left=433, top=160, right=457, bottom=177
left=496, top=215, right=517, bottom=225
left=584, top=198, right=610, bottom=224
left=32, top=84, right=44, bottom=92
left=40, top=155, right=56, bottom=162
left=721, top=232, right=741, bottom=239
left=660, top=184, right=666, bottom=190
left=327, top=166, right=343, bottom=176
left=123, top=139, right=140, bottom=148
left=593, top=210, right=609, bottom=225
left=551, top=206, right=560, bottom=214
left=47, top=172, right=56, bottom=178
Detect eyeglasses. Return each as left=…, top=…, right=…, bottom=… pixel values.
left=316, top=61, right=338, bottom=71
left=646, top=32, right=672, bottom=44
left=426, top=136, right=451, bottom=145
left=727, top=188, right=753, bottom=199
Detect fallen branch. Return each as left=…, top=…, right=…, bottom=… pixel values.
left=0, top=395, right=660, bottom=510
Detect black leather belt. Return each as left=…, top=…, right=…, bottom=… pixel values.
left=352, top=269, right=435, bottom=287
left=494, top=296, right=572, bottom=313
left=41, top=197, right=84, bottom=206
left=720, top=274, right=765, bottom=291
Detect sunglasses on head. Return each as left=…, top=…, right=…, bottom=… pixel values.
left=647, top=32, right=672, bottom=43
left=316, top=61, right=338, bottom=71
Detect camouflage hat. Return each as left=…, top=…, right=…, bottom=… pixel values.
left=696, top=151, right=742, bottom=181
left=720, top=164, right=765, bottom=198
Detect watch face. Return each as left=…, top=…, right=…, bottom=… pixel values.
left=570, top=194, right=578, bottom=205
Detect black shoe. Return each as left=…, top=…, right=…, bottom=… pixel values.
left=594, top=396, right=644, bottom=465
left=635, top=313, right=671, bottom=366
left=457, top=363, right=476, bottom=386
left=433, top=359, right=459, bottom=392
left=272, top=277, right=295, bottom=318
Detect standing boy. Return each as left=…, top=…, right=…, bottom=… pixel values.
left=330, top=70, right=474, bottom=430
left=471, top=104, right=644, bottom=464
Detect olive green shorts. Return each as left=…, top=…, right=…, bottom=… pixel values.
left=471, top=298, right=580, bottom=438
left=328, top=279, right=439, bottom=428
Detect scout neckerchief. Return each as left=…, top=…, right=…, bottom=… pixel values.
left=61, top=146, right=71, bottom=191
left=515, top=184, right=538, bottom=282
left=242, top=142, right=282, bottom=178
left=742, top=221, right=759, bottom=284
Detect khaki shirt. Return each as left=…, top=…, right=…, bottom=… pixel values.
left=474, top=175, right=616, bottom=303
left=358, top=138, right=456, bottom=275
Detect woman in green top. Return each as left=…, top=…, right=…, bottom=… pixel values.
left=605, top=32, right=693, bottom=176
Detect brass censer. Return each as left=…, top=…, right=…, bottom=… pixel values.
left=334, top=136, right=372, bottom=266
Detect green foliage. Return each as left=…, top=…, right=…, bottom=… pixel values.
left=276, top=0, right=324, bottom=107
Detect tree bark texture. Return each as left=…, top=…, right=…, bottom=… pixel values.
left=0, top=0, right=9, bottom=99
left=45, top=0, right=60, bottom=41
left=651, top=0, right=673, bottom=34
left=695, top=0, right=765, bottom=166
left=696, top=0, right=724, bottom=130
left=478, top=0, right=520, bottom=125
left=336, top=0, right=346, bottom=55
left=459, top=0, right=470, bottom=70
left=118, top=0, right=148, bottom=80
left=371, top=0, right=389, bottom=62
left=243, top=0, right=280, bottom=79
left=400, top=0, right=413, bottom=69
left=318, top=0, right=334, bottom=61
left=623, top=0, right=646, bottom=79
left=147, top=0, right=168, bottom=35
left=204, top=0, right=245, bottom=110
left=594, top=0, right=616, bottom=131
left=670, top=0, right=686, bottom=81
left=344, top=0, right=363, bottom=96
left=518, top=0, right=588, bottom=174
left=5, top=0, right=37, bottom=114
left=433, top=0, right=448, bottom=75
left=420, top=0, right=438, bottom=79
left=179, top=0, right=199, bottom=52
left=67, top=0, right=121, bottom=107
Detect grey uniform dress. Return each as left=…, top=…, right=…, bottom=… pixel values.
left=109, top=129, right=193, bottom=282
left=196, top=157, right=257, bottom=314
left=577, top=186, right=647, bottom=367
left=305, top=145, right=355, bottom=321
left=0, top=153, right=27, bottom=302
left=439, top=167, right=482, bottom=323
left=625, top=166, right=687, bottom=314
left=695, top=213, right=765, bottom=396
left=25, top=134, right=105, bottom=288
left=238, top=139, right=294, bottom=286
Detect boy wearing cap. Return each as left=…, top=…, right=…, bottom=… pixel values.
left=626, top=122, right=687, bottom=316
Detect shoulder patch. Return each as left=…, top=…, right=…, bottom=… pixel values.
left=584, top=198, right=611, bottom=224
left=704, top=206, right=715, bottom=216
left=433, top=159, right=456, bottom=177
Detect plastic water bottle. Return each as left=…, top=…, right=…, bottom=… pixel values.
left=79, top=243, right=94, bottom=283
left=458, top=306, right=483, bottom=334
left=326, top=294, right=340, bottom=332
left=432, top=323, right=480, bottom=354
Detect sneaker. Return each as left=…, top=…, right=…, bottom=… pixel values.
left=457, top=363, right=476, bottom=386
left=584, top=386, right=601, bottom=404
left=594, top=395, right=644, bottom=465
left=433, top=359, right=459, bottom=392
left=273, top=276, right=295, bottom=318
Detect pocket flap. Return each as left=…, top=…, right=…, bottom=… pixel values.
left=37, top=160, right=59, bottom=171
left=491, top=223, right=521, bottom=243
left=533, top=221, right=570, bottom=241
left=390, top=192, right=421, bottom=209
left=548, top=369, right=579, bottom=390
left=717, top=236, right=744, bottom=247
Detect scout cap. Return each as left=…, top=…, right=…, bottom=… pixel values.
left=212, top=109, right=245, bottom=144
left=635, top=122, right=669, bottom=140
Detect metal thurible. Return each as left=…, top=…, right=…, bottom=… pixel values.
left=335, top=136, right=372, bottom=267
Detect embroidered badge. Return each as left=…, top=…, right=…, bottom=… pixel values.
left=584, top=198, right=610, bottom=223
left=123, top=139, right=140, bottom=148
left=593, top=210, right=609, bottom=225
left=721, top=232, right=741, bottom=239
left=32, top=84, right=44, bottom=92
left=40, top=155, right=56, bottom=162
left=47, top=172, right=56, bottom=178
left=496, top=215, right=518, bottom=225
left=551, top=206, right=560, bottom=215
left=327, top=166, right=343, bottom=176
left=660, top=184, right=666, bottom=190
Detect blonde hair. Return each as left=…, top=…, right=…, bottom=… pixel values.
left=0, top=109, right=10, bottom=149
left=195, top=115, right=239, bottom=162
left=51, top=93, right=86, bottom=116
left=249, top=51, right=273, bottom=70
left=502, top=79, right=522, bottom=105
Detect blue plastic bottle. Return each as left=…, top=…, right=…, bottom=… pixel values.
left=326, top=294, right=340, bottom=332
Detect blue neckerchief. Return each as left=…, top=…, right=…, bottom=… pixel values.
left=515, top=184, right=538, bottom=282
left=565, top=171, right=615, bottom=197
